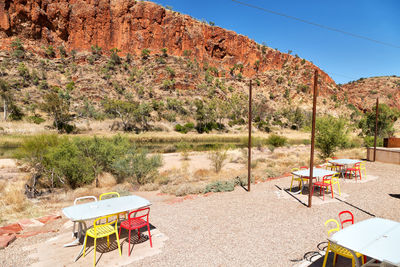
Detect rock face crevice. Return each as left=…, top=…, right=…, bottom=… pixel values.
left=0, top=0, right=335, bottom=89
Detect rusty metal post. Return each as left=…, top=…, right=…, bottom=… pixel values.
left=247, top=80, right=252, bottom=192
left=373, top=98, right=379, bottom=161
left=308, top=70, right=318, bottom=208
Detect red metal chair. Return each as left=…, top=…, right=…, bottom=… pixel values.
left=311, top=175, right=334, bottom=200
left=338, top=210, right=354, bottom=229
left=345, top=163, right=362, bottom=181
left=119, top=207, right=152, bottom=256
left=300, top=166, right=308, bottom=169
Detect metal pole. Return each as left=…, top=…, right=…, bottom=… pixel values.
left=373, top=97, right=379, bottom=161
left=248, top=80, right=252, bottom=192
left=308, top=70, right=318, bottom=208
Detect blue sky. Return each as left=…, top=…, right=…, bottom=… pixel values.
left=153, top=0, right=399, bottom=84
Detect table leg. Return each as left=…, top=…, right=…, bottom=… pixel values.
left=73, top=221, right=88, bottom=262
left=348, top=249, right=361, bottom=267
left=64, top=221, right=82, bottom=247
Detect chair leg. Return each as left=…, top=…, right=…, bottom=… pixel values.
left=351, top=257, right=355, bottom=267
left=83, top=234, right=88, bottom=257
left=330, top=184, right=334, bottom=199
left=322, top=244, right=330, bottom=267
left=333, top=252, right=337, bottom=267
left=138, top=229, right=141, bottom=240
left=115, top=232, right=121, bottom=256
left=107, top=236, right=110, bottom=248
left=128, top=229, right=131, bottom=256
left=337, top=181, right=341, bottom=196
left=147, top=223, right=152, bottom=247
left=290, top=178, right=294, bottom=191
left=119, top=225, right=122, bottom=238
left=93, top=237, right=97, bottom=267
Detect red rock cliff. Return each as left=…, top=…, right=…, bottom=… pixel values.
left=0, top=0, right=335, bottom=86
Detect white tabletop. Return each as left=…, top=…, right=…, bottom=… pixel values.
left=329, top=159, right=362, bottom=165
left=292, top=168, right=336, bottom=178
left=329, top=217, right=400, bottom=266
left=62, top=195, right=151, bottom=221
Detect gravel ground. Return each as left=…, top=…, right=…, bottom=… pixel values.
left=1, top=161, right=400, bottom=267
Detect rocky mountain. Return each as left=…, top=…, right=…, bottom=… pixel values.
left=0, top=0, right=335, bottom=90
left=0, top=0, right=398, bottom=133
left=339, top=76, right=400, bottom=111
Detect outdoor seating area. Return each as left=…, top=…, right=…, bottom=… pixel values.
left=288, top=158, right=367, bottom=201
left=62, top=192, right=153, bottom=266
left=1, top=161, right=400, bottom=267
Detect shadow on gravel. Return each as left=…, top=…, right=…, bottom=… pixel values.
left=334, top=197, right=376, bottom=217
left=275, top=185, right=307, bottom=207
left=389, top=193, right=400, bottom=199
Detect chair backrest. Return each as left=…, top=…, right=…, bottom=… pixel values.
left=99, top=192, right=120, bottom=200
left=331, top=173, right=340, bottom=180
left=93, top=214, right=118, bottom=233
left=354, top=162, right=360, bottom=169
left=322, top=175, right=332, bottom=183
left=338, top=210, right=354, bottom=229
left=332, top=157, right=339, bottom=160
left=325, top=158, right=332, bottom=163
left=300, top=166, right=308, bottom=170
left=359, top=161, right=366, bottom=169
left=74, top=196, right=97, bottom=205
left=128, top=207, right=150, bottom=223
left=324, top=219, right=340, bottom=237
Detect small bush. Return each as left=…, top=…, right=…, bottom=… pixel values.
left=203, top=180, right=235, bottom=193
left=175, top=122, right=195, bottom=133
left=363, top=136, right=383, bottom=147
left=27, top=115, right=45, bottom=124
left=112, top=148, right=163, bottom=185
left=208, top=150, right=228, bottom=173
left=267, top=134, right=287, bottom=147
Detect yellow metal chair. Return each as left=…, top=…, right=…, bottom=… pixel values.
left=331, top=173, right=341, bottom=196
left=359, top=161, right=366, bottom=179
left=83, top=214, right=121, bottom=267
left=289, top=168, right=302, bottom=192
left=325, top=158, right=335, bottom=170
left=323, top=219, right=364, bottom=267
left=99, top=192, right=120, bottom=200
left=99, top=192, right=127, bottom=221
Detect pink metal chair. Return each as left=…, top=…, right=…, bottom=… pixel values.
left=311, top=175, right=334, bottom=200
left=119, top=207, right=152, bottom=256
left=345, top=163, right=362, bottom=181
left=338, top=210, right=354, bottom=229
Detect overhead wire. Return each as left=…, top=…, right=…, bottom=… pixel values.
left=231, top=0, right=400, bottom=49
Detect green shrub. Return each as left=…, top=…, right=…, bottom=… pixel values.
left=27, top=115, right=45, bottom=124
left=358, top=104, right=399, bottom=138
left=141, top=48, right=151, bottom=60
left=266, top=134, right=287, bottom=147
left=203, top=180, right=235, bottom=193
left=363, top=136, right=383, bottom=147
left=11, top=38, right=25, bottom=59
left=112, top=148, right=162, bottom=185
left=174, top=122, right=195, bottom=133
left=208, top=150, right=228, bottom=173
left=17, top=135, right=163, bottom=189
left=315, top=116, right=349, bottom=158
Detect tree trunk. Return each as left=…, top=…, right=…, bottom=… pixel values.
left=3, top=98, right=7, bottom=121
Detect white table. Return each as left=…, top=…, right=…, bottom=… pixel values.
left=62, top=195, right=151, bottom=261
left=329, top=218, right=400, bottom=267
left=291, top=168, right=336, bottom=194
left=329, top=159, right=362, bottom=177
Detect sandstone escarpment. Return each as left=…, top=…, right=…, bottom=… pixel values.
left=0, top=0, right=335, bottom=92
